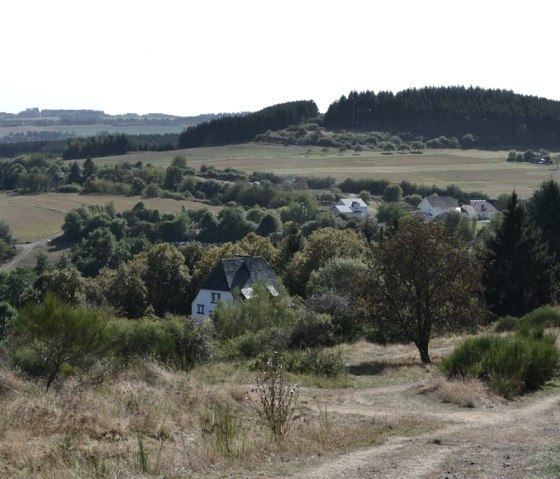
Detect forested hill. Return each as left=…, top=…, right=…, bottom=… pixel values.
left=178, top=100, right=319, bottom=148
left=323, top=87, right=560, bottom=147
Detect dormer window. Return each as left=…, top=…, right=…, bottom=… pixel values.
left=211, top=292, right=221, bottom=303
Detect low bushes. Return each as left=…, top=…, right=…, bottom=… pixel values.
left=493, top=305, right=560, bottom=333
left=441, top=332, right=559, bottom=398
left=110, top=316, right=213, bottom=370
left=254, top=348, right=345, bottom=377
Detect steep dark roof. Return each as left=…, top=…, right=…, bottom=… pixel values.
left=201, top=256, right=278, bottom=292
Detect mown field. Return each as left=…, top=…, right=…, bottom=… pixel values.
left=0, top=193, right=219, bottom=243
left=92, top=143, right=559, bottom=199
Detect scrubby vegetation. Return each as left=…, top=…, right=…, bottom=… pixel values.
left=441, top=329, right=559, bottom=398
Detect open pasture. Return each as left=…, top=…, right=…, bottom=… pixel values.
left=94, top=144, right=559, bottom=198
left=0, top=193, right=218, bottom=243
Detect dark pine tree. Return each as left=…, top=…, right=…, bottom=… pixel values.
left=527, top=179, right=560, bottom=260
left=483, top=192, right=558, bottom=316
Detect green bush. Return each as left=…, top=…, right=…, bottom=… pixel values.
left=56, top=184, right=82, bottom=193
left=520, top=305, right=560, bottom=329
left=441, top=334, right=559, bottom=398
left=111, top=316, right=212, bottom=369
left=221, top=327, right=290, bottom=359
left=493, top=315, right=519, bottom=332
left=254, top=348, right=346, bottom=377
left=289, top=313, right=335, bottom=349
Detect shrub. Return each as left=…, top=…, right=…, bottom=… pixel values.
left=56, top=183, right=82, bottom=193
left=493, top=315, right=519, bottom=332
left=255, top=348, right=346, bottom=377
left=111, top=316, right=212, bottom=369
left=441, top=334, right=559, bottom=398
left=520, top=305, right=560, bottom=329
left=289, top=313, right=335, bottom=349
left=221, top=327, right=290, bottom=359
left=11, top=294, right=112, bottom=389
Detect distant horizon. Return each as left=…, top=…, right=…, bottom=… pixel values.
left=3, top=1, right=559, bottom=119
left=4, top=84, right=560, bottom=119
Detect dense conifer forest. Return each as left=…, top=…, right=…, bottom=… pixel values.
left=323, top=86, right=560, bottom=147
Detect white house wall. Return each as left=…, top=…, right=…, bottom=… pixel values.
left=191, top=289, right=234, bottom=321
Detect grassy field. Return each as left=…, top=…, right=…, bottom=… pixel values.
left=92, top=143, right=560, bottom=199
left=0, top=193, right=219, bottom=243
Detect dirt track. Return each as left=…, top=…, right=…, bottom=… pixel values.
left=289, top=380, right=560, bottom=478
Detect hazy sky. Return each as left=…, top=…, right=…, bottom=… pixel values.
left=2, top=0, right=558, bottom=116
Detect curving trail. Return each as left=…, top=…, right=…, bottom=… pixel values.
left=288, top=383, right=560, bottom=479
left=0, top=233, right=62, bottom=273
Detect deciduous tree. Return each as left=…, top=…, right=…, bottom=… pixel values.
left=374, top=216, right=483, bottom=363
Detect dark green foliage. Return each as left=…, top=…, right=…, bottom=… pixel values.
left=441, top=333, right=559, bottom=398
left=483, top=192, right=558, bottom=316
left=0, top=267, right=36, bottom=306
left=178, top=100, right=319, bottom=148
left=324, top=87, right=560, bottom=148
left=0, top=220, right=16, bottom=262
left=0, top=301, right=16, bottom=341
left=63, top=134, right=129, bottom=160
left=493, top=315, right=519, bottom=333
left=289, top=313, right=335, bottom=349
left=527, top=179, right=560, bottom=259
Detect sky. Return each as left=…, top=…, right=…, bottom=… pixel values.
left=2, top=0, right=559, bottom=117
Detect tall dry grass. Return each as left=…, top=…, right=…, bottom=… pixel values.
left=0, top=360, right=416, bottom=478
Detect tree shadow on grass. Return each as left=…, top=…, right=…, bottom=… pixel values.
left=347, top=359, right=420, bottom=376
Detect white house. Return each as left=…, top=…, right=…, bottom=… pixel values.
left=191, top=255, right=279, bottom=321
left=468, top=200, right=497, bottom=220
left=331, top=198, right=368, bottom=218
left=417, top=196, right=459, bottom=218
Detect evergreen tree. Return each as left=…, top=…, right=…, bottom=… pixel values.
left=68, top=161, right=82, bottom=184
left=483, top=192, right=558, bottom=316
left=527, top=179, right=560, bottom=260
left=82, top=157, right=95, bottom=181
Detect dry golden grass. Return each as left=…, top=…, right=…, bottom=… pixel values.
left=0, top=357, right=441, bottom=479
left=416, top=377, right=502, bottom=409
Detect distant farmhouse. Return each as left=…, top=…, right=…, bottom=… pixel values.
left=191, top=255, right=278, bottom=320
left=418, top=196, right=498, bottom=221
left=331, top=198, right=368, bottom=218
left=417, top=196, right=459, bottom=219
left=466, top=199, right=498, bottom=220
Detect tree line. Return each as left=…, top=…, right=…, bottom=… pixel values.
left=178, top=100, right=319, bottom=148
left=323, top=86, right=560, bottom=148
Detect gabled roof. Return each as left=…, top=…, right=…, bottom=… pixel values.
left=469, top=199, right=497, bottom=213
left=423, top=196, right=458, bottom=209
left=201, top=256, right=278, bottom=292
left=336, top=198, right=368, bottom=208
left=331, top=204, right=353, bottom=214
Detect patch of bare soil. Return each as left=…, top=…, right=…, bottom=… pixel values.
left=285, top=343, right=560, bottom=478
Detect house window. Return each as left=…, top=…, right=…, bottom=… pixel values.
left=196, top=304, right=205, bottom=315
left=211, top=292, right=221, bottom=303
